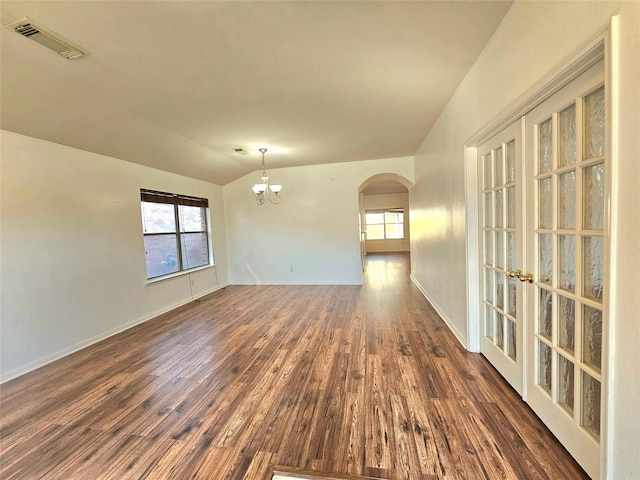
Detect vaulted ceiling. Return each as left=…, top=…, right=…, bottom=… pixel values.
left=1, top=1, right=512, bottom=184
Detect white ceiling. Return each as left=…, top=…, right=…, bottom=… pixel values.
left=0, top=1, right=512, bottom=185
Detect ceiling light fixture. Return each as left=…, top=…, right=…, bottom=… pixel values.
left=251, top=148, right=282, bottom=205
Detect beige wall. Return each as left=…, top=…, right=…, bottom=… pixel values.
left=0, top=131, right=229, bottom=382
left=223, top=157, right=414, bottom=285
left=409, top=2, right=640, bottom=478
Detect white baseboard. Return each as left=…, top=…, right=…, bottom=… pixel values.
left=410, top=274, right=467, bottom=348
left=0, top=283, right=229, bottom=384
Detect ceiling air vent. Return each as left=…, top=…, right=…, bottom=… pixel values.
left=6, top=17, right=89, bottom=59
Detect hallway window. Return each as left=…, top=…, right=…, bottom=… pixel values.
left=365, top=209, right=404, bottom=240
left=140, top=189, right=212, bottom=280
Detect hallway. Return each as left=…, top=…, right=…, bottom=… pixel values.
left=0, top=254, right=588, bottom=479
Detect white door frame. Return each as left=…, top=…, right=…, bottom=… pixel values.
left=463, top=21, right=618, bottom=479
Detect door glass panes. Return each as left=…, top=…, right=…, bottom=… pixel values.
left=528, top=68, right=607, bottom=469
left=506, top=320, right=517, bottom=360
left=496, top=272, right=504, bottom=310
left=558, top=104, right=577, bottom=167
left=538, top=340, right=552, bottom=393
left=485, top=306, right=494, bottom=339
left=485, top=268, right=493, bottom=304
left=495, top=189, right=503, bottom=228
left=539, top=234, right=552, bottom=284
left=583, top=236, right=604, bottom=301
left=496, top=314, right=504, bottom=349
left=558, top=295, right=575, bottom=353
left=507, top=186, right=516, bottom=228
left=584, top=163, right=604, bottom=230
left=539, top=118, right=553, bottom=173
left=539, top=177, right=552, bottom=229
left=584, top=87, right=605, bottom=159
left=494, top=147, right=503, bottom=187
left=482, top=148, right=495, bottom=350
left=506, top=140, right=516, bottom=183
left=507, top=232, right=516, bottom=271
left=496, top=231, right=504, bottom=269
left=539, top=288, right=552, bottom=339
left=582, top=305, right=602, bottom=371
left=484, top=193, right=493, bottom=227
left=485, top=231, right=493, bottom=265
left=484, top=154, right=493, bottom=189
left=558, top=171, right=576, bottom=229
left=558, top=235, right=575, bottom=292
left=479, top=130, right=521, bottom=392
left=558, top=354, right=575, bottom=414
left=507, top=277, right=517, bottom=316
left=582, top=372, right=601, bottom=439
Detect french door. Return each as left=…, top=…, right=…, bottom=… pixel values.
left=478, top=60, right=606, bottom=479
left=525, top=60, right=605, bottom=479
left=479, top=121, right=524, bottom=395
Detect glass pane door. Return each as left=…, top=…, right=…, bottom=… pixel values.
left=525, top=60, right=605, bottom=480
left=479, top=121, right=523, bottom=395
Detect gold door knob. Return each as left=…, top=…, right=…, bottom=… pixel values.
left=508, top=269, right=522, bottom=278
left=518, top=272, right=534, bottom=283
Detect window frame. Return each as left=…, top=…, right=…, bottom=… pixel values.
left=365, top=208, right=405, bottom=240
left=140, top=189, right=213, bottom=282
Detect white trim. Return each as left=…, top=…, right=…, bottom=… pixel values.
left=145, top=263, right=215, bottom=285
left=464, top=146, right=481, bottom=353
left=600, top=16, right=618, bottom=480
left=411, top=274, right=466, bottom=347
left=0, top=283, right=229, bottom=384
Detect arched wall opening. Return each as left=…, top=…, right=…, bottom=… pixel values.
left=358, top=174, right=413, bottom=267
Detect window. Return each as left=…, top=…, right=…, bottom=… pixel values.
left=140, top=189, right=212, bottom=280
left=365, top=209, right=404, bottom=240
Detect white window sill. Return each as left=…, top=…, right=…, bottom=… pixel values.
left=145, top=263, right=215, bottom=285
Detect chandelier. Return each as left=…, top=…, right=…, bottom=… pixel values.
left=251, top=148, right=282, bottom=205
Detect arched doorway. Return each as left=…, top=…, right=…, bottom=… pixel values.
left=358, top=174, right=413, bottom=271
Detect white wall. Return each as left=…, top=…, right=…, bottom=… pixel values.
left=363, top=192, right=410, bottom=253
left=409, top=2, right=639, bottom=478
left=0, top=131, right=229, bottom=382
left=224, top=157, right=414, bottom=285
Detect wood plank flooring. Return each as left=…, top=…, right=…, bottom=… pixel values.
left=0, top=253, right=588, bottom=479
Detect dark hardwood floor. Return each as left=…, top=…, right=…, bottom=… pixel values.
left=0, top=253, right=588, bottom=479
